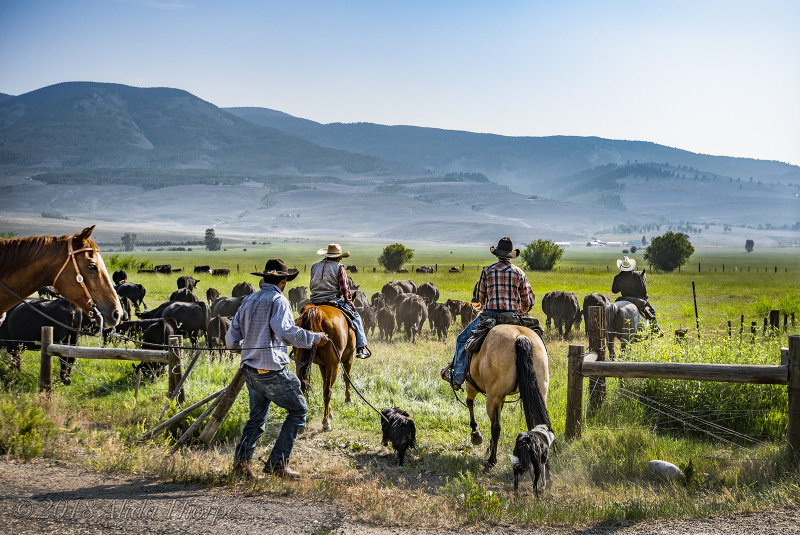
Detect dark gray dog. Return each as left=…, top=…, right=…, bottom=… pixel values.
left=510, top=424, right=555, bottom=497
left=380, top=407, right=416, bottom=465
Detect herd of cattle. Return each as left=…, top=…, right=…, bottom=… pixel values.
left=0, top=267, right=616, bottom=384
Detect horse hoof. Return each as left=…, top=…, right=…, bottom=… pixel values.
left=322, top=421, right=331, bottom=432
left=484, top=459, right=496, bottom=470
left=471, top=431, right=483, bottom=445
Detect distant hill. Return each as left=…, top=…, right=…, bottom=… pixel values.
left=0, top=93, right=13, bottom=103
left=0, top=82, right=390, bottom=175
left=226, top=107, right=800, bottom=197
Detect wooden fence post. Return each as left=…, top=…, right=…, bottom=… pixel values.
left=39, top=326, right=53, bottom=398
left=750, top=321, right=757, bottom=344
left=587, top=306, right=606, bottom=410
left=199, top=368, right=245, bottom=443
left=786, top=336, right=800, bottom=460
left=565, top=345, right=585, bottom=441
left=770, top=310, right=780, bottom=333
left=167, top=335, right=185, bottom=404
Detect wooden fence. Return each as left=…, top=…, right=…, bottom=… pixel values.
left=566, top=307, right=800, bottom=459
left=38, top=326, right=184, bottom=402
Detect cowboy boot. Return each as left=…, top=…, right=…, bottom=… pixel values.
left=355, top=346, right=372, bottom=359
left=233, top=460, right=262, bottom=481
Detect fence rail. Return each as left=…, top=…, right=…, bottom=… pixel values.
left=565, top=306, right=800, bottom=461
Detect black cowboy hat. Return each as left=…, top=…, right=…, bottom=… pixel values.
left=250, top=258, right=299, bottom=281
left=490, top=237, right=520, bottom=259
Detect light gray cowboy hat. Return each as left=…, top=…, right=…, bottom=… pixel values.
left=251, top=258, right=299, bottom=281
left=617, top=256, right=636, bottom=271
left=490, top=237, right=520, bottom=259
left=317, top=243, right=350, bottom=258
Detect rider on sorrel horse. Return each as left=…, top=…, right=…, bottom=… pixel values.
left=0, top=226, right=122, bottom=328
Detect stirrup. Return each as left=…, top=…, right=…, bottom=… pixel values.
left=356, top=346, right=371, bottom=359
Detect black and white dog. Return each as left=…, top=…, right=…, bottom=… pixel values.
left=510, top=424, right=555, bottom=497
left=380, top=407, right=416, bottom=465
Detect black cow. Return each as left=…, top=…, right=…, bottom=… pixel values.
left=206, top=287, right=220, bottom=305
left=445, top=299, right=464, bottom=321
left=377, top=305, right=396, bottom=341
left=427, top=302, right=453, bottom=341
left=212, top=268, right=230, bottom=276
left=194, top=265, right=211, bottom=274
left=288, top=286, right=308, bottom=311
left=116, top=318, right=168, bottom=338
left=177, top=275, right=199, bottom=291
left=112, top=270, right=128, bottom=286
left=134, top=319, right=176, bottom=377
left=370, top=292, right=385, bottom=309
left=139, top=301, right=209, bottom=345
left=170, top=288, right=199, bottom=303
left=116, top=282, right=147, bottom=312
left=154, top=264, right=172, bottom=274
left=582, top=293, right=612, bottom=336
left=0, top=298, right=82, bottom=383
left=397, top=294, right=427, bottom=344
left=359, top=305, right=377, bottom=337
left=381, top=281, right=407, bottom=306
left=542, top=290, right=581, bottom=339
left=416, top=282, right=440, bottom=304
left=207, top=314, right=232, bottom=355
left=415, top=266, right=434, bottom=274
left=353, top=290, right=369, bottom=310
left=232, top=282, right=256, bottom=298
left=210, top=296, right=245, bottom=318
left=345, top=265, right=358, bottom=273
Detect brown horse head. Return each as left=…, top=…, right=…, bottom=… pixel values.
left=53, top=226, right=123, bottom=328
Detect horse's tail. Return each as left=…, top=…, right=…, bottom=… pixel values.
left=295, top=304, right=324, bottom=389
left=516, top=336, right=551, bottom=431
left=604, top=303, right=618, bottom=343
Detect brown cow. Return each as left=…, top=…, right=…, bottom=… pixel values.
left=377, top=305, right=396, bottom=341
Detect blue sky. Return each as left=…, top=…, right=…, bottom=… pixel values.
left=1, top=0, right=798, bottom=165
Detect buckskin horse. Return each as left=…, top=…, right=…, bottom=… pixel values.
left=294, top=304, right=355, bottom=431
left=0, top=226, right=123, bottom=328
left=465, top=324, right=550, bottom=468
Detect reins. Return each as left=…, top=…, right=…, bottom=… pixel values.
left=327, top=341, right=389, bottom=423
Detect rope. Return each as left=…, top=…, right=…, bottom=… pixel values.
left=327, top=341, right=389, bottom=423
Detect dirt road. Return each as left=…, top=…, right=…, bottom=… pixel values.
left=1, top=459, right=799, bottom=534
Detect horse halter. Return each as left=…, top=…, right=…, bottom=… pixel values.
left=52, top=238, right=101, bottom=321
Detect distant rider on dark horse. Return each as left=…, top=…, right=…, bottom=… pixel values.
left=441, top=237, right=535, bottom=390
left=611, top=256, right=663, bottom=335
left=309, top=243, right=371, bottom=359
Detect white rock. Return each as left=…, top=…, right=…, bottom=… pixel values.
left=647, top=460, right=684, bottom=481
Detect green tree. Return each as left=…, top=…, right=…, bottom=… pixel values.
left=745, top=239, right=754, bottom=253
left=378, top=243, right=414, bottom=272
left=644, top=231, right=695, bottom=272
left=520, top=239, right=564, bottom=271
left=120, top=232, right=137, bottom=252
left=205, top=228, right=222, bottom=251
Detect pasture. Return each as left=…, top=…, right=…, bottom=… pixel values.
left=1, top=244, right=799, bottom=528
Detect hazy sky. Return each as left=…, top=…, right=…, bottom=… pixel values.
left=1, top=1, right=798, bottom=165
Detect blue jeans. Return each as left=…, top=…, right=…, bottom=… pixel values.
left=332, top=298, right=368, bottom=348
left=234, top=366, right=308, bottom=467
left=451, top=309, right=504, bottom=384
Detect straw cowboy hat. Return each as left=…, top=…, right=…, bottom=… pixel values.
left=490, top=237, right=520, bottom=259
left=251, top=258, right=299, bottom=281
left=317, top=243, right=350, bottom=258
left=617, top=256, right=636, bottom=271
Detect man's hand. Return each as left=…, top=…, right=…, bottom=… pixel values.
left=316, top=332, right=330, bottom=346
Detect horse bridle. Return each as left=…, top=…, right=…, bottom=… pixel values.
left=51, top=238, right=104, bottom=329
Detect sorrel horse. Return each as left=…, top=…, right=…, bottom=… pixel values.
left=0, top=226, right=122, bottom=328
left=466, top=324, right=550, bottom=467
left=294, top=304, right=355, bottom=431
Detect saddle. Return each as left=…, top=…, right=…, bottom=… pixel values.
left=316, top=300, right=357, bottom=332
left=464, top=312, right=544, bottom=355
left=616, top=296, right=655, bottom=320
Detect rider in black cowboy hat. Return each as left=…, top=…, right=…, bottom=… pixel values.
left=612, top=256, right=663, bottom=335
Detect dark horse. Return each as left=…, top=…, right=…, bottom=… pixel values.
left=294, top=304, right=355, bottom=431
left=466, top=324, right=550, bottom=467
left=605, top=300, right=645, bottom=359
left=0, top=226, right=122, bottom=327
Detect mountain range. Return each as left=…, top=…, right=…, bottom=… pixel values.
left=0, top=82, right=798, bottom=245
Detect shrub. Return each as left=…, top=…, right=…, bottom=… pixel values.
left=643, top=231, right=694, bottom=272
left=520, top=239, right=564, bottom=271
left=107, top=254, right=154, bottom=271
left=745, top=239, right=754, bottom=253
left=378, top=243, right=414, bottom=272
left=0, top=399, right=53, bottom=461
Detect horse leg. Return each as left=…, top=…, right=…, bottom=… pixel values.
left=466, top=396, right=483, bottom=445
left=342, top=356, right=353, bottom=404
left=320, top=364, right=334, bottom=431
left=485, top=396, right=503, bottom=468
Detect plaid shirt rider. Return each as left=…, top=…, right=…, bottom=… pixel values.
left=476, top=259, right=534, bottom=313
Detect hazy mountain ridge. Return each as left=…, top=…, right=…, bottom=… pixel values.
left=0, top=82, right=390, bottom=174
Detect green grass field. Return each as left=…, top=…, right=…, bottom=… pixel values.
left=1, top=245, right=799, bottom=528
